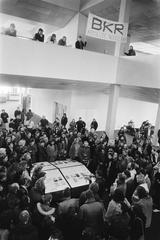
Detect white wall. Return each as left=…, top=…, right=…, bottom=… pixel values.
left=0, top=35, right=117, bottom=85
left=30, top=88, right=109, bottom=130
left=30, top=89, right=158, bottom=131
left=70, top=91, right=109, bottom=130
left=117, top=55, right=160, bottom=89
left=30, top=88, right=72, bottom=123
left=115, top=97, right=158, bottom=129
left=0, top=100, right=21, bottom=119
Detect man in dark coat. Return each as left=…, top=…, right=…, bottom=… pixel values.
left=79, top=190, right=104, bottom=238
left=1, top=109, right=9, bottom=128
left=61, top=113, right=68, bottom=127
left=75, top=36, right=87, bottom=50
left=76, top=117, right=86, bottom=133
left=33, top=28, right=44, bottom=42
left=90, top=119, right=98, bottom=130
left=14, top=107, right=21, bottom=118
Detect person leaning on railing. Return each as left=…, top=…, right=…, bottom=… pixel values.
left=33, top=28, right=44, bottom=42
left=2, top=23, right=17, bottom=37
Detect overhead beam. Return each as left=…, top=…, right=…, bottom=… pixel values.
left=80, top=0, right=104, bottom=11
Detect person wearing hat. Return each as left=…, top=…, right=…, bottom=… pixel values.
left=9, top=210, right=38, bottom=240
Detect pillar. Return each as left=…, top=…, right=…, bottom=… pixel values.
left=106, top=0, right=131, bottom=139
left=114, top=0, right=131, bottom=57
left=106, top=85, right=120, bottom=139
left=152, top=102, right=160, bottom=146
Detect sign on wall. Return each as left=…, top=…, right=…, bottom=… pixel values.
left=86, top=13, right=128, bottom=43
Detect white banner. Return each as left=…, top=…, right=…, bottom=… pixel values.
left=86, top=13, right=128, bottom=43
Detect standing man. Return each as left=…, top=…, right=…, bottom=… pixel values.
left=14, top=107, right=21, bottom=119
left=90, top=118, right=98, bottom=131
left=76, top=117, right=86, bottom=133
left=1, top=109, right=9, bottom=128
left=61, top=113, right=68, bottom=128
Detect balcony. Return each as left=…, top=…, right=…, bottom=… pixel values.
left=0, top=35, right=118, bottom=87
left=0, top=35, right=160, bottom=90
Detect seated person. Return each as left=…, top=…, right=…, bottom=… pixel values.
left=75, top=35, right=87, bottom=50
left=4, top=23, right=17, bottom=37
left=33, top=28, right=44, bottom=42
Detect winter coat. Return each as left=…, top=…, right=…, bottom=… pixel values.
left=9, top=223, right=38, bottom=240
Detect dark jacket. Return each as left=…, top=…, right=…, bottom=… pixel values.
left=14, top=110, right=21, bottom=118
left=76, top=120, right=86, bottom=132
left=125, top=49, right=136, bottom=56
left=79, top=200, right=104, bottom=236
left=61, top=116, right=68, bottom=126
left=9, top=223, right=38, bottom=240
left=75, top=40, right=86, bottom=49
left=91, top=121, right=98, bottom=130
left=33, top=33, right=44, bottom=42
left=78, top=145, right=91, bottom=166
left=1, top=112, right=9, bottom=123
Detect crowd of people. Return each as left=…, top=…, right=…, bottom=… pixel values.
left=0, top=107, right=159, bottom=240
left=2, top=24, right=87, bottom=50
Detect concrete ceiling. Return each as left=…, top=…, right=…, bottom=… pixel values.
left=0, top=0, right=77, bottom=28
left=0, top=74, right=160, bottom=104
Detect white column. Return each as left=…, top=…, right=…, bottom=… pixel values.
left=114, top=0, right=131, bottom=56
left=106, top=85, right=120, bottom=139
left=106, top=0, right=131, bottom=139
left=152, top=102, right=160, bottom=146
